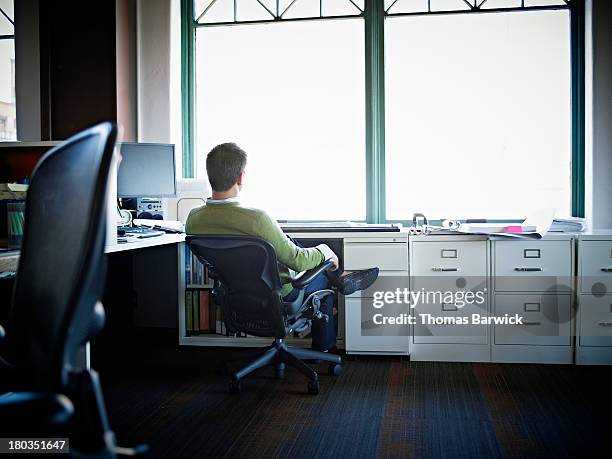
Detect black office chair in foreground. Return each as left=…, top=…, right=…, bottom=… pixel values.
left=187, top=236, right=342, bottom=395
left=0, top=123, right=133, bottom=457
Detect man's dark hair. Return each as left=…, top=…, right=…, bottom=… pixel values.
left=206, top=143, right=247, bottom=192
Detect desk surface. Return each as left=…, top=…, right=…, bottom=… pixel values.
left=105, top=233, right=185, bottom=254
left=0, top=234, right=186, bottom=272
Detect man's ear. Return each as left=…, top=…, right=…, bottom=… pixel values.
left=236, top=173, right=244, bottom=187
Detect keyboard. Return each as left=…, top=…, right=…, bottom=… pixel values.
left=117, top=226, right=165, bottom=238
left=279, top=223, right=401, bottom=233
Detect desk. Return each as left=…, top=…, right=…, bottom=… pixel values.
left=0, top=233, right=185, bottom=265
left=1, top=234, right=186, bottom=368
left=176, top=230, right=607, bottom=366
left=7, top=229, right=611, bottom=366
left=105, top=233, right=185, bottom=254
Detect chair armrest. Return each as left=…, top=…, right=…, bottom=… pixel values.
left=291, top=260, right=335, bottom=290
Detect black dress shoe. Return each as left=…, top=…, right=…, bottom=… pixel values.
left=327, top=267, right=379, bottom=295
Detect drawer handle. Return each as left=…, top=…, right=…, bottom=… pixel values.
left=523, top=321, right=541, bottom=326
left=601, top=267, right=612, bottom=273
left=524, top=302, right=540, bottom=312
left=598, top=321, right=612, bottom=327
left=432, top=267, right=458, bottom=272
left=514, top=267, right=543, bottom=272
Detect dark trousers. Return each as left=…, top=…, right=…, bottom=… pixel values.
left=282, top=238, right=336, bottom=351
left=283, top=270, right=336, bottom=351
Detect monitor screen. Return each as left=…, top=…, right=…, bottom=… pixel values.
left=117, top=143, right=177, bottom=197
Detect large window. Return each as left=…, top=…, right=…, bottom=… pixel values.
left=195, top=19, right=366, bottom=220
left=0, top=0, right=15, bottom=141
left=185, top=0, right=580, bottom=222
left=385, top=10, right=572, bottom=220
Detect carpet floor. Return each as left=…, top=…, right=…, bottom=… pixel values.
left=100, top=341, right=612, bottom=459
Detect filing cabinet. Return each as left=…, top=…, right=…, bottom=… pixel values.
left=410, top=236, right=490, bottom=362
left=577, top=233, right=612, bottom=365
left=491, top=236, right=575, bottom=364
left=343, top=237, right=410, bottom=355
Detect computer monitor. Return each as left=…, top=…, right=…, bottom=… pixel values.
left=117, top=143, right=177, bottom=197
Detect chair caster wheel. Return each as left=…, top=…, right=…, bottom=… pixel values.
left=308, top=380, right=320, bottom=395
left=328, top=363, right=342, bottom=376
left=229, top=380, right=241, bottom=394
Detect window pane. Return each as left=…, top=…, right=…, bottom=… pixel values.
left=195, top=20, right=365, bottom=220
left=386, top=0, right=429, bottom=14
left=0, top=0, right=12, bottom=35
left=385, top=11, right=571, bottom=220
left=480, top=0, right=522, bottom=9
left=430, top=0, right=470, bottom=12
left=524, top=0, right=567, bottom=6
left=0, top=0, right=14, bottom=141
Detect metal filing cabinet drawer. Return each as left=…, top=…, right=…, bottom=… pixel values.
left=344, top=297, right=410, bottom=354
left=411, top=241, right=487, bottom=294
left=579, top=295, right=612, bottom=347
left=344, top=242, right=408, bottom=271
left=579, top=240, right=612, bottom=294
left=493, top=294, right=572, bottom=346
left=493, top=241, right=572, bottom=293
left=412, top=296, right=489, bottom=345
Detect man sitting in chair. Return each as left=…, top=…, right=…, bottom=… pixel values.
left=186, top=142, right=379, bottom=352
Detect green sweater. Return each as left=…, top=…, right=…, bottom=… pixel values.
left=186, top=201, right=326, bottom=296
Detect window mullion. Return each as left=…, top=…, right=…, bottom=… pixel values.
left=365, top=0, right=386, bottom=224
left=181, top=0, right=195, bottom=178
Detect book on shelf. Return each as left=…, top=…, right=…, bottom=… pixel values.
left=185, top=290, right=193, bottom=333
left=185, top=246, right=191, bottom=287
left=193, top=291, right=200, bottom=333
left=199, top=291, right=210, bottom=331
left=215, top=304, right=222, bottom=334
left=185, top=245, right=213, bottom=288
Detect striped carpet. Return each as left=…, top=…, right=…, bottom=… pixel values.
left=100, top=342, right=612, bottom=458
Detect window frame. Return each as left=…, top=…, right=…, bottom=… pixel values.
left=182, top=0, right=584, bottom=222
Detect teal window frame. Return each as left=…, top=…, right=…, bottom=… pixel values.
left=181, top=0, right=585, bottom=221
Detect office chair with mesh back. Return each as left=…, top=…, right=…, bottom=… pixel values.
left=186, top=235, right=342, bottom=395
left=0, top=123, right=136, bottom=457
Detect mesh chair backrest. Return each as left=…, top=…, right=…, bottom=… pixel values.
left=10, top=123, right=117, bottom=390
left=186, top=236, right=287, bottom=338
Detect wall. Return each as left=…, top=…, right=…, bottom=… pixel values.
left=137, top=0, right=171, bottom=143
left=14, top=0, right=40, bottom=141
left=116, top=0, right=138, bottom=142
left=39, top=0, right=118, bottom=139
left=585, top=0, right=612, bottom=229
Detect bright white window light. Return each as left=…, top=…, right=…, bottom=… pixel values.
left=196, top=19, right=366, bottom=221
left=385, top=10, right=572, bottom=220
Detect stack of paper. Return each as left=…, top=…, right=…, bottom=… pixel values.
left=549, top=217, right=586, bottom=233
left=0, top=183, right=28, bottom=200
left=455, top=209, right=556, bottom=240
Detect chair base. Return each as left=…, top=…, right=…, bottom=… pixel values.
left=229, top=338, right=342, bottom=395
